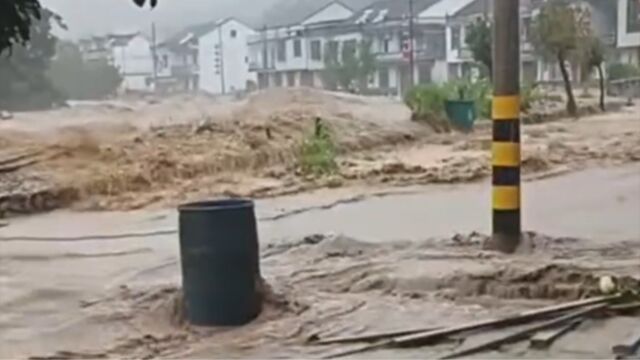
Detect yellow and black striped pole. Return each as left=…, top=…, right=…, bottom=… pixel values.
left=492, top=0, right=521, bottom=253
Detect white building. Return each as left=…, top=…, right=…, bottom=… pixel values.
left=156, top=18, right=257, bottom=95
left=248, top=1, right=362, bottom=89
left=617, top=0, right=640, bottom=65
left=443, top=0, right=538, bottom=82
left=249, top=0, right=459, bottom=96
left=78, top=32, right=155, bottom=93
left=110, top=33, right=155, bottom=92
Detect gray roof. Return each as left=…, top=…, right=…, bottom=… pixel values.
left=348, top=0, right=442, bottom=24
left=260, top=0, right=379, bottom=28
left=454, top=0, right=491, bottom=18
left=158, top=20, right=221, bottom=49
left=158, top=17, right=255, bottom=50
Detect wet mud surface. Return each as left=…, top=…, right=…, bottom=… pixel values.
left=1, top=164, right=639, bottom=359
left=3, top=232, right=638, bottom=359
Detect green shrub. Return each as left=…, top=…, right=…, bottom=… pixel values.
left=299, top=119, right=338, bottom=176
left=404, top=84, right=448, bottom=119
left=521, top=83, right=542, bottom=112
left=607, top=63, right=640, bottom=81
left=441, top=78, right=492, bottom=119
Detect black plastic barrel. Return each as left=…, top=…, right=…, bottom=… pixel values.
left=178, top=199, right=262, bottom=326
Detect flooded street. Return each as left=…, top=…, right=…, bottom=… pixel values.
left=1, top=164, right=639, bottom=358
left=2, top=0, right=639, bottom=357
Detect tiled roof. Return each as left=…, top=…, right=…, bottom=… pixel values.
left=348, top=0, right=441, bottom=24
left=260, top=0, right=378, bottom=28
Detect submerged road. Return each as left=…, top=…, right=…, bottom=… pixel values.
left=0, top=164, right=639, bottom=357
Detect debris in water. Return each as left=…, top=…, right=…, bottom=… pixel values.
left=529, top=319, right=582, bottom=349
left=612, top=329, right=640, bottom=357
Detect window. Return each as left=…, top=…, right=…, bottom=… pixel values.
left=293, top=39, right=302, bottom=58
left=379, top=67, right=389, bottom=88
left=230, top=29, right=237, bottom=38
left=451, top=26, right=461, bottom=50
left=342, top=39, right=357, bottom=59
left=300, top=70, right=314, bottom=86
left=448, top=63, right=460, bottom=80
left=310, top=40, right=322, bottom=61
left=277, top=40, right=286, bottom=62
left=382, top=38, right=390, bottom=53
left=418, top=63, right=431, bottom=84
left=274, top=72, right=283, bottom=87
left=522, top=17, right=531, bottom=42
left=287, top=71, right=296, bottom=86
left=326, top=40, right=339, bottom=62
left=627, top=0, right=640, bottom=32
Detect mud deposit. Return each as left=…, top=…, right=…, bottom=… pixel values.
left=1, top=91, right=639, bottom=217
left=7, top=233, right=638, bottom=359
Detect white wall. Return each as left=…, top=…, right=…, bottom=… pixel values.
left=431, top=60, right=448, bottom=83
left=156, top=46, right=197, bottom=77
left=199, top=19, right=256, bottom=95
left=112, top=35, right=154, bottom=92
left=263, top=30, right=362, bottom=72
left=619, top=48, right=640, bottom=65
left=445, top=23, right=466, bottom=63
left=618, top=0, right=640, bottom=48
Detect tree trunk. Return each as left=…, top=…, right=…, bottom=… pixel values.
left=596, top=63, right=605, bottom=111
left=557, top=52, right=577, bottom=116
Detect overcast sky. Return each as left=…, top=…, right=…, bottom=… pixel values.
left=42, top=0, right=275, bottom=39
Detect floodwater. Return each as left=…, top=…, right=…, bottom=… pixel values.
left=0, top=164, right=639, bottom=357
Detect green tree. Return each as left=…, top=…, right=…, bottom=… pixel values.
left=48, top=41, right=122, bottom=100
left=465, top=17, right=492, bottom=78
left=531, top=2, right=590, bottom=116
left=322, top=39, right=377, bottom=93
left=607, top=63, right=640, bottom=81
left=0, top=0, right=42, bottom=54
left=0, top=8, right=65, bottom=110
left=581, top=34, right=606, bottom=111
left=0, top=0, right=153, bottom=54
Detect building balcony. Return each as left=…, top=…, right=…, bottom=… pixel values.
left=375, top=48, right=444, bottom=63
left=171, top=64, right=199, bottom=76
left=247, top=34, right=263, bottom=44
left=457, top=48, right=473, bottom=61
left=249, top=61, right=275, bottom=71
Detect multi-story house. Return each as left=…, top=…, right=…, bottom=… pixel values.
left=446, top=0, right=618, bottom=84
left=156, top=25, right=204, bottom=93
left=356, top=0, right=449, bottom=94
left=618, top=0, right=640, bottom=65
left=444, top=0, right=539, bottom=82
left=248, top=1, right=362, bottom=90
left=156, top=18, right=256, bottom=95
left=249, top=0, right=467, bottom=96
left=78, top=32, right=155, bottom=93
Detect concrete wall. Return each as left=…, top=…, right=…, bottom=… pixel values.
left=112, top=35, right=154, bottom=92
left=199, top=19, right=256, bottom=95
left=618, top=0, right=640, bottom=49
left=431, top=60, right=449, bottom=83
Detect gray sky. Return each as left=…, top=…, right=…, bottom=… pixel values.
left=42, top=0, right=275, bottom=39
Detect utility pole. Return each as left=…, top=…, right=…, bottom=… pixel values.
left=491, top=0, right=521, bottom=253
left=217, top=27, right=226, bottom=94
left=151, top=22, right=158, bottom=92
left=408, top=0, right=415, bottom=87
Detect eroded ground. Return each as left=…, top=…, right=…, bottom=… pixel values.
left=1, top=89, right=638, bottom=215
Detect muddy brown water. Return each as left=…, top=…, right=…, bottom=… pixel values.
left=0, top=164, right=639, bottom=358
